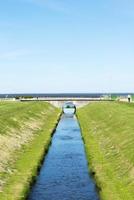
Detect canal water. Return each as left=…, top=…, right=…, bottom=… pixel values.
left=28, top=113, right=99, bottom=200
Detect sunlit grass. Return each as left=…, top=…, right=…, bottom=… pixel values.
left=0, top=101, right=60, bottom=200
left=77, top=102, right=134, bottom=200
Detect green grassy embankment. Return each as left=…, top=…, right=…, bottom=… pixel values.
left=0, top=101, right=60, bottom=200
left=77, top=102, right=134, bottom=200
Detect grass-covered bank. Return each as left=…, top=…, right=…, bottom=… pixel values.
left=0, top=101, right=60, bottom=200
left=77, top=102, right=134, bottom=200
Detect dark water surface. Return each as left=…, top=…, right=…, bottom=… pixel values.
left=0, top=92, right=131, bottom=98
left=28, top=114, right=99, bottom=200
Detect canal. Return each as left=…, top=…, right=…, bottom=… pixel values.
left=28, top=111, right=99, bottom=200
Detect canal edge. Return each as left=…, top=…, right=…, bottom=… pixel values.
left=25, top=111, right=62, bottom=199
left=76, top=113, right=101, bottom=197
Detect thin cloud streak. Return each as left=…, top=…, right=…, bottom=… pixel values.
left=0, top=49, right=31, bottom=60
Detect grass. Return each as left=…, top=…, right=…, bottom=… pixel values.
left=131, top=95, right=134, bottom=102
left=0, top=101, right=61, bottom=200
left=77, top=102, right=134, bottom=200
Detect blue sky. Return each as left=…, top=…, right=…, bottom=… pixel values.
left=0, top=0, right=134, bottom=93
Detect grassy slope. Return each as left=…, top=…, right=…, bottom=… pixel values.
left=0, top=101, right=60, bottom=200
left=77, top=102, right=134, bottom=200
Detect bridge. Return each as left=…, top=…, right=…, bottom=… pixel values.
left=20, top=96, right=112, bottom=108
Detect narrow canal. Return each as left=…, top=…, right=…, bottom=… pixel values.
left=28, top=111, right=99, bottom=200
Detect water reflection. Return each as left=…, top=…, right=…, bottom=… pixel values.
left=63, top=102, right=76, bottom=115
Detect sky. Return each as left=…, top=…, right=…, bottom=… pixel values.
left=0, top=0, right=134, bottom=93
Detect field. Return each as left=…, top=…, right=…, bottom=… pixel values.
left=77, top=102, right=134, bottom=200
left=0, top=101, right=60, bottom=200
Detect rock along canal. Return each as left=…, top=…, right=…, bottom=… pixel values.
left=28, top=109, right=99, bottom=200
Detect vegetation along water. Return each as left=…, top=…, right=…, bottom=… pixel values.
left=77, top=102, right=134, bottom=200
left=0, top=101, right=60, bottom=200
left=1, top=101, right=134, bottom=200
